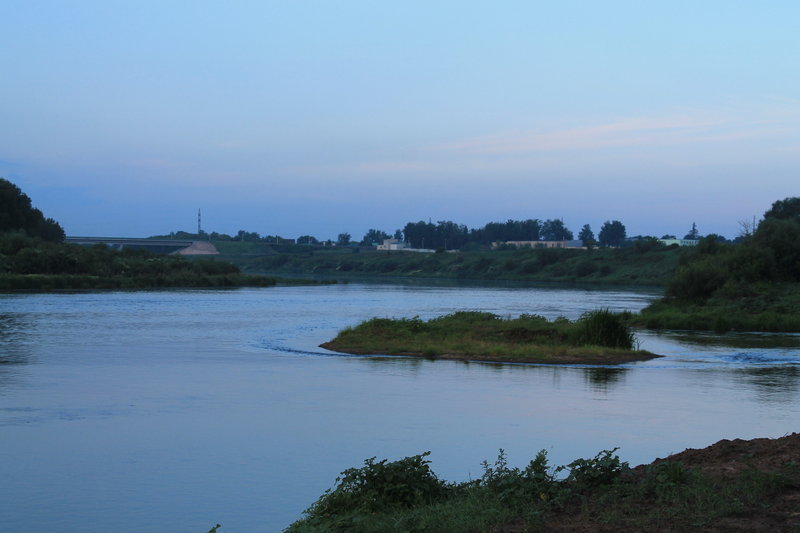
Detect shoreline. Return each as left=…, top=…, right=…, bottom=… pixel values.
left=319, top=341, right=661, bottom=365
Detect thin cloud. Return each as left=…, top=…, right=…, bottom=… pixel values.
left=428, top=114, right=761, bottom=155
left=129, top=158, right=195, bottom=171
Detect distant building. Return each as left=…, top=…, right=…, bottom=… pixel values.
left=658, top=239, right=699, bottom=247
left=377, top=238, right=408, bottom=251
left=377, top=238, right=438, bottom=253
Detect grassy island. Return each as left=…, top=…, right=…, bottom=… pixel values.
left=321, top=310, right=659, bottom=365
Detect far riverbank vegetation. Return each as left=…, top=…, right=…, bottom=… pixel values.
left=0, top=178, right=313, bottom=290
left=198, top=196, right=800, bottom=333
left=321, top=310, right=658, bottom=365
left=7, top=174, right=800, bottom=333
left=634, top=197, right=800, bottom=332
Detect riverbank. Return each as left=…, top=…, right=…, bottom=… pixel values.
left=0, top=233, right=337, bottom=291
left=634, top=282, right=800, bottom=333
left=321, top=310, right=659, bottom=365
left=286, top=433, right=800, bottom=532
left=216, top=242, right=681, bottom=286
left=0, top=272, right=336, bottom=291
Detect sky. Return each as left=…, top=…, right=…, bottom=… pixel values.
left=2, top=1, right=799, bottom=240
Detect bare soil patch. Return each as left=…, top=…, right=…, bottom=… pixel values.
left=538, top=433, right=800, bottom=533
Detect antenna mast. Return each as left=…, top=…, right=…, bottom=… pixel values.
left=197, top=209, right=202, bottom=235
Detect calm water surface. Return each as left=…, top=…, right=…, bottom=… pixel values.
left=1, top=283, right=799, bottom=532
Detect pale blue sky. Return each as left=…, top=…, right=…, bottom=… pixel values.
left=2, top=1, right=798, bottom=240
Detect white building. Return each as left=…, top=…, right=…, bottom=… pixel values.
left=377, top=238, right=408, bottom=251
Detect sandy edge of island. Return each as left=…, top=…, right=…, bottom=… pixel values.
left=319, top=342, right=662, bottom=365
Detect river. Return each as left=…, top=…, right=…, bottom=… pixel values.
left=1, top=283, right=798, bottom=532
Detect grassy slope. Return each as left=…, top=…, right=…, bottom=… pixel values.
left=633, top=282, right=800, bottom=332
left=321, top=311, right=658, bottom=365
left=286, top=434, right=800, bottom=533
left=215, top=242, right=682, bottom=286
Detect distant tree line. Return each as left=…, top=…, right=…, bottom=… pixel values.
left=155, top=216, right=723, bottom=251
left=153, top=207, right=720, bottom=252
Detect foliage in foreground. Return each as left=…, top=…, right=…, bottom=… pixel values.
left=322, top=310, right=648, bottom=364
left=285, top=447, right=797, bottom=532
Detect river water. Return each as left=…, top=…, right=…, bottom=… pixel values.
left=1, top=283, right=798, bottom=532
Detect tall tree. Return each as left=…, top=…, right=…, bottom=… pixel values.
left=297, top=235, right=319, bottom=244
left=684, top=222, right=700, bottom=240
left=0, top=178, right=65, bottom=241
left=598, top=220, right=626, bottom=247
left=360, top=229, right=390, bottom=245
left=578, top=224, right=595, bottom=247
left=541, top=219, right=573, bottom=241
left=763, top=197, right=800, bottom=222
left=337, top=232, right=351, bottom=246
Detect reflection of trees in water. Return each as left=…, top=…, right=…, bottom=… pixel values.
left=735, top=366, right=800, bottom=403
left=583, top=367, right=628, bottom=392
left=0, top=313, right=34, bottom=390
left=363, top=354, right=426, bottom=373
left=667, top=331, right=800, bottom=349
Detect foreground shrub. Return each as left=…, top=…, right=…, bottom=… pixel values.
left=307, top=452, right=449, bottom=516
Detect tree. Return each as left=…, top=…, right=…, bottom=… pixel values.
left=578, top=224, right=595, bottom=247
left=684, top=222, right=700, bottom=240
left=598, top=220, right=626, bottom=247
left=541, top=219, right=573, bottom=241
left=360, top=229, right=390, bottom=246
left=393, top=229, right=403, bottom=241
left=235, top=230, right=261, bottom=242
left=763, top=197, right=800, bottom=222
left=0, top=178, right=64, bottom=242
left=337, top=232, right=351, bottom=246
left=297, top=235, right=319, bottom=245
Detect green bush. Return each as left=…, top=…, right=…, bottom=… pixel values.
left=575, top=260, right=598, bottom=277
left=305, top=452, right=449, bottom=518
left=666, top=258, right=728, bottom=302
left=558, top=448, right=629, bottom=488
left=571, top=310, right=634, bottom=349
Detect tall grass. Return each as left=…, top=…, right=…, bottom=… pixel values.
left=571, top=309, right=635, bottom=349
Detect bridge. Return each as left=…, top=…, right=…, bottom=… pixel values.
left=65, top=237, right=219, bottom=255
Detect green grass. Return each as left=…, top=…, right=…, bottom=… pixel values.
left=321, top=310, right=657, bottom=364
left=634, top=282, right=800, bottom=332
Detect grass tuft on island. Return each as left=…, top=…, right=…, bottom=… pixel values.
left=321, top=310, right=659, bottom=365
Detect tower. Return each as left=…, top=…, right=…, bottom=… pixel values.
left=197, top=209, right=201, bottom=235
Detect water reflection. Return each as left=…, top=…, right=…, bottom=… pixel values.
left=735, top=366, right=800, bottom=403
left=0, top=313, right=35, bottom=390
left=667, top=331, right=800, bottom=349
left=583, top=367, right=628, bottom=392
